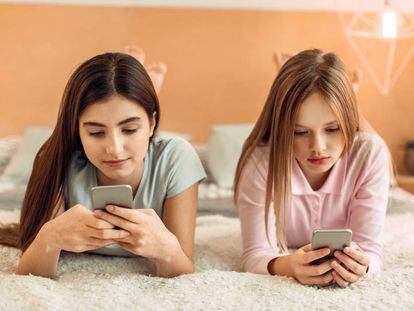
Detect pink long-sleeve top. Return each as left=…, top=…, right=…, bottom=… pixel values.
left=236, top=132, right=390, bottom=275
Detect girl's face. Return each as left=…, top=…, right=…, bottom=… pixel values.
left=293, top=92, right=345, bottom=184
left=78, top=94, right=155, bottom=183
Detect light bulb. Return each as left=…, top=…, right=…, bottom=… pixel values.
left=382, top=9, right=397, bottom=39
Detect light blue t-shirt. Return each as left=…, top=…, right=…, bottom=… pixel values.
left=64, top=135, right=206, bottom=256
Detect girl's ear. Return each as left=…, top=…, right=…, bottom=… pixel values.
left=149, top=112, right=157, bottom=137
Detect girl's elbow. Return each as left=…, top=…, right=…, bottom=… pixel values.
left=155, top=263, right=194, bottom=278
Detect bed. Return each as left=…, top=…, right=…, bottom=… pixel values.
left=0, top=128, right=413, bottom=310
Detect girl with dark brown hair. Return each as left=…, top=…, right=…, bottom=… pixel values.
left=0, top=52, right=205, bottom=278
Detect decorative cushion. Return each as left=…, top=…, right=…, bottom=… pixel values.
left=0, top=136, right=21, bottom=176
left=0, top=127, right=53, bottom=185
left=206, top=124, right=253, bottom=188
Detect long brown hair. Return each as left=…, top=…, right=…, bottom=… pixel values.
left=234, top=49, right=360, bottom=252
left=0, top=52, right=160, bottom=251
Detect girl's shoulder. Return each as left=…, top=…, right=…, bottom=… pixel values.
left=241, top=144, right=270, bottom=181
left=150, top=135, right=196, bottom=161
left=148, top=134, right=206, bottom=197
left=251, top=143, right=270, bottom=162
left=348, top=132, right=388, bottom=165
left=148, top=135, right=204, bottom=178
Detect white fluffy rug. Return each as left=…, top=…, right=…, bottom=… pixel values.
left=0, top=210, right=413, bottom=311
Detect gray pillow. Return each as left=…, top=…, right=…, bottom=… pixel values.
left=0, top=184, right=27, bottom=210
left=206, top=124, right=253, bottom=188
left=0, top=136, right=21, bottom=176
left=0, top=127, right=52, bottom=185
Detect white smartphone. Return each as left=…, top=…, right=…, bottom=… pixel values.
left=311, top=229, right=352, bottom=265
left=90, top=185, right=133, bottom=210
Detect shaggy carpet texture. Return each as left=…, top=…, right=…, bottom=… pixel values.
left=0, top=210, right=413, bottom=311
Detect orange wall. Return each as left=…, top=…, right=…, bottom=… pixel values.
left=0, top=4, right=413, bottom=171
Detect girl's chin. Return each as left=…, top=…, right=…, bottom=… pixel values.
left=99, top=167, right=133, bottom=180
left=307, top=162, right=335, bottom=173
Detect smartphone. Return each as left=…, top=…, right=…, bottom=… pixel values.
left=90, top=185, right=133, bottom=210
left=311, top=229, right=352, bottom=265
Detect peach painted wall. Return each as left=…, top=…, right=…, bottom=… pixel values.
left=0, top=4, right=413, bottom=171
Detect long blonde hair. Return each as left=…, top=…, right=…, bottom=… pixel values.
left=234, top=49, right=360, bottom=252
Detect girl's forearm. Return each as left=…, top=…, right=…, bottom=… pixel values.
left=155, top=243, right=194, bottom=278
left=16, top=222, right=61, bottom=278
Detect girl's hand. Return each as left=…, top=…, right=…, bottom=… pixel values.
left=287, top=243, right=335, bottom=286
left=46, top=204, right=131, bottom=253
left=93, top=205, right=181, bottom=260
left=331, top=242, right=370, bottom=288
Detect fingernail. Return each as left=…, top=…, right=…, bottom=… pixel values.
left=344, top=247, right=350, bottom=253
left=106, top=205, right=115, bottom=212
left=122, top=231, right=130, bottom=237
left=94, top=210, right=102, bottom=216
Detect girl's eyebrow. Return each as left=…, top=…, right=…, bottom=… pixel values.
left=82, top=117, right=141, bottom=127
left=295, top=121, right=338, bottom=127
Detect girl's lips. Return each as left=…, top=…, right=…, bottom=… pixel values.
left=307, top=157, right=330, bottom=165
left=103, top=159, right=129, bottom=168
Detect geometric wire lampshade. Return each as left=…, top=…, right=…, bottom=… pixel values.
left=339, top=1, right=414, bottom=95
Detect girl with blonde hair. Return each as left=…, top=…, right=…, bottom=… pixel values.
left=234, top=49, right=389, bottom=287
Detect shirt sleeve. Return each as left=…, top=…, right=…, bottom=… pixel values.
left=165, top=138, right=207, bottom=198
left=348, top=136, right=390, bottom=273
left=236, top=149, right=286, bottom=275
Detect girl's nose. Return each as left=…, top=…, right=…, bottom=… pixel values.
left=310, top=133, right=326, bottom=153
left=105, top=133, right=124, bottom=155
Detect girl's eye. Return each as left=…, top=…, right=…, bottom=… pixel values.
left=326, top=127, right=340, bottom=133
left=89, top=132, right=104, bottom=137
left=123, top=128, right=138, bottom=135
left=294, top=130, right=308, bottom=136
